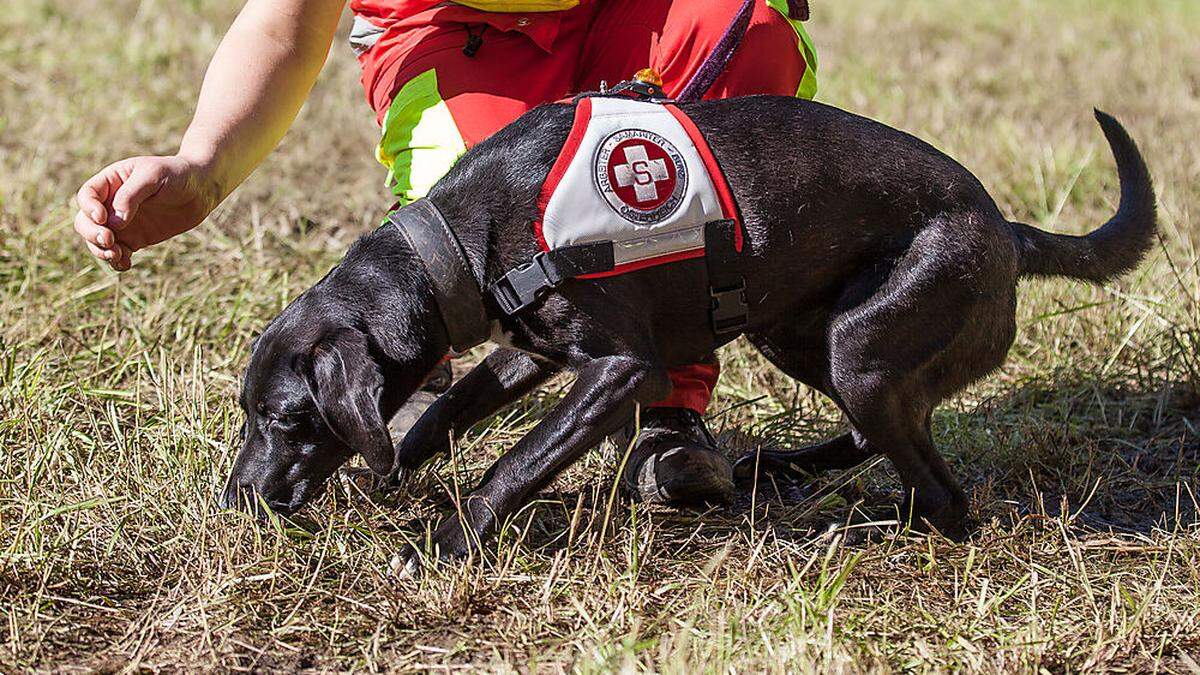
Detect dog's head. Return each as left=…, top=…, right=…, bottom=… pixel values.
left=219, top=321, right=390, bottom=517
left=220, top=232, right=448, bottom=518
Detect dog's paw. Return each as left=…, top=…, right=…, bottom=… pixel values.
left=900, top=496, right=971, bottom=542
left=389, top=517, right=478, bottom=580
left=919, top=513, right=971, bottom=543
left=389, top=545, right=423, bottom=579
left=731, top=451, right=812, bottom=484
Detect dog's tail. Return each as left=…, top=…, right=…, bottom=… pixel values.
left=1011, top=110, right=1156, bottom=282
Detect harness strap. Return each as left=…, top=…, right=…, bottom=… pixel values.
left=387, top=199, right=491, bottom=352
left=491, top=221, right=748, bottom=336
left=705, top=219, right=749, bottom=334
left=489, top=241, right=615, bottom=315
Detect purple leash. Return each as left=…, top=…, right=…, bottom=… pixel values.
left=674, top=0, right=756, bottom=103
left=674, top=0, right=810, bottom=103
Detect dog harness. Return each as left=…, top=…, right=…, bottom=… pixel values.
left=490, top=94, right=747, bottom=332
left=388, top=93, right=749, bottom=353
left=541, top=96, right=738, bottom=271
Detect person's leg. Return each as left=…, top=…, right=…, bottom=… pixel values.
left=581, top=0, right=819, bottom=503
left=656, top=0, right=818, bottom=101
left=355, top=5, right=588, bottom=202
left=576, top=0, right=817, bottom=101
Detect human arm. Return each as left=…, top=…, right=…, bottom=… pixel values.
left=74, top=0, right=346, bottom=270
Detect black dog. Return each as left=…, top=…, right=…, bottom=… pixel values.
left=221, top=95, right=1154, bottom=562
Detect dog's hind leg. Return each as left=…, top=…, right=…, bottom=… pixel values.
left=399, top=355, right=670, bottom=564
left=835, top=390, right=966, bottom=538
left=733, top=432, right=876, bottom=483
left=732, top=330, right=879, bottom=483
left=392, top=348, right=559, bottom=476
left=820, top=217, right=1018, bottom=539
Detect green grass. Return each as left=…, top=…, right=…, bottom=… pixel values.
left=2, top=0, right=1199, bottom=671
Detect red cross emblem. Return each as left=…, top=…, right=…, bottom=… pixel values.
left=607, top=140, right=676, bottom=209
left=595, top=129, right=687, bottom=224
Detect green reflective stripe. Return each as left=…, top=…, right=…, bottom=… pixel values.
left=793, top=20, right=819, bottom=100
left=377, top=69, right=467, bottom=203
left=764, top=0, right=819, bottom=100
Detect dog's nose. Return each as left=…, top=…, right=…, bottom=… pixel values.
left=220, top=476, right=275, bottom=517
left=220, top=477, right=298, bottom=520
left=219, top=465, right=249, bottom=506
left=219, top=478, right=250, bottom=511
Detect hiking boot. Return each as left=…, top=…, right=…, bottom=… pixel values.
left=613, top=407, right=734, bottom=505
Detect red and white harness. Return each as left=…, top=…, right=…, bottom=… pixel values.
left=536, top=96, right=742, bottom=274
left=490, top=95, right=747, bottom=333
left=389, top=94, right=751, bottom=355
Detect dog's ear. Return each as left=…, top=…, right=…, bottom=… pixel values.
left=303, top=329, right=394, bottom=475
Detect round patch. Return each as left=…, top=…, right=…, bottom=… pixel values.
left=595, top=129, right=688, bottom=225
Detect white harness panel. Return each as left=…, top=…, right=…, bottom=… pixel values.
left=537, top=97, right=729, bottom=271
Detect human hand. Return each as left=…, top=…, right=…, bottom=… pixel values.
left=74, top=155, right=222, bottom=271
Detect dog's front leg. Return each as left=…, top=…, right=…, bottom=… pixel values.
left=398, top=355, right=669, bottom=568
left=392, top=349, right=559, bottom=477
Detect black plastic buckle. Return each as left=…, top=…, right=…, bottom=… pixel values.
left=489, top=252, right=559, bottom=316
left=601, top=79, right=669, bottom=102
left=710, top=280, right=748, bottom=334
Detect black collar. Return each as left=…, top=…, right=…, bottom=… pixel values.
left=386, top=199, right=491, bottom=353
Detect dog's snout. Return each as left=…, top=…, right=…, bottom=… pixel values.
left=219, top=474, right=256, bottom=511
left=220, top=462, right=288, bottom=515
left=220, top=478, right=294, bottom=518
left=222, top=437, right=283, bottom=516
left=218, top=480, right=240, bottom=511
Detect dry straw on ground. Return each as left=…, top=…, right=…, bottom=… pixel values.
left=2, top=0, right=1198, bottom=671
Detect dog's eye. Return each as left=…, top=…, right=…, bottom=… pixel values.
left=271, top=415, right=301, bottom=431
left=272, top=409, right=316, bottom=432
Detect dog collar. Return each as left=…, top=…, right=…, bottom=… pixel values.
left=386, top=199, right=491, bottom=353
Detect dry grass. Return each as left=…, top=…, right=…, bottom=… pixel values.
left=2, top=0, right=1199, bottom=671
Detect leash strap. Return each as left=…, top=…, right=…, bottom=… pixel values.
left=387, top=199, right=491, bottom=352
left=489, top=242, right=615, bottom=315
left=705, top=219, right=748, bottom=334
left=675, top=0, right=755, bottom=103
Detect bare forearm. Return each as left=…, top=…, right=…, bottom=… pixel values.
left=178, top=0, right=345, bottom=201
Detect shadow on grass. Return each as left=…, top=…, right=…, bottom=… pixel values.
left=712, top=374, right=1200, bottom=540
left=341, top=373, right=1198, bottom=559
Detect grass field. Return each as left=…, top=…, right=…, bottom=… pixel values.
left=3, top=0, right=1199, bottom=671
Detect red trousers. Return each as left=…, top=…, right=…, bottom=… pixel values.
left=352, top=0, right=817, bottom=414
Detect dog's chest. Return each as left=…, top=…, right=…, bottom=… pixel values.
left=535, top=97, right=740, bottom=276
